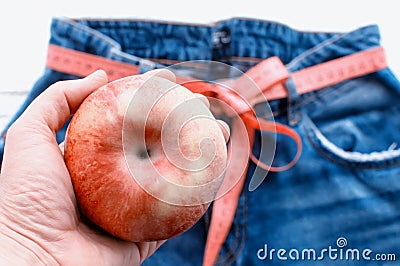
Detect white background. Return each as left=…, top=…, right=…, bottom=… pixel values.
left=0, top=0, right=399, bottom=128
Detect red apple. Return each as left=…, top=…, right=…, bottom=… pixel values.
left=64, top=72, right=228, bottom=242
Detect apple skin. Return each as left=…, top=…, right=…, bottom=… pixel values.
left=64, top=74, right=228, bottom=242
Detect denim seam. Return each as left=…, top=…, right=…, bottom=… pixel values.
left=314, top=124, right=400, bottom=162
left=286, top=31, right=351, bottom=70
left=215, top=221, right=240, bottom=264
left=109, top=47, right=144, bottom=64
left=56, top=17, right=123, bottom=54
left=298, top=80, right=356, bottom=110
left=222, top=196, right=247, bottom=266
left=285, top=76, right=302, bottom=126
left=286, top=84, right=294, bottom=125
left=215, top=213, right=243, bottom=264
left=224, top=189, right=247, bottom=266
left=214, top=209, right=240, bottom=264
left=302, top=121, right=400, bottom=170
left=82, top=18, right=214, bottom=28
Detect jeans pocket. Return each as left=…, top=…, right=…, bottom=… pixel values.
left=302, top=105, right=400, bottom=169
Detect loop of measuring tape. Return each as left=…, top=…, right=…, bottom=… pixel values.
left=178, top=77, right=303, bottom=172
left=241, top=112, right=302, bottom=172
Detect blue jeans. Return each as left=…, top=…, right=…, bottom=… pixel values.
left=1, top=17, right=400, bottom=265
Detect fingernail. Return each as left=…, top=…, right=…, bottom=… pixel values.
left=85, top=69, right=108, bottom=83
left=194, top=93, right=210, bottom=108
left=217, top=120, right=230, bottom=143
left=88, top=69, right=106, bottom=77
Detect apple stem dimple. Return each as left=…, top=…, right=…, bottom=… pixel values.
left=138, top=148, right=151, bottom=159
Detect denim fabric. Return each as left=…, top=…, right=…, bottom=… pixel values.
left=1, top=17, right=400, bottom=265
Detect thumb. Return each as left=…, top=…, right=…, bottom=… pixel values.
left=14, top=70, right=108, bottom=134
left=2, top=70, right=108, bottom=172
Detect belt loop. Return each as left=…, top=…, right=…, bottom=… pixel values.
left=138, top=59, right=157, bottom=74
left=285, top=75, right=302, bottom=126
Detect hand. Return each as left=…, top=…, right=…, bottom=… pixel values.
left=0, top=70, right=164, bottom=265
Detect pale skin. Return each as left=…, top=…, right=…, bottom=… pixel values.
left=0, top=70, right=184, bottom=265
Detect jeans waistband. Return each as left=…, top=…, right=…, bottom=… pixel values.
left=51, top=17, right=381, bottom=69
left=49, top=17, right=393, bottom=118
